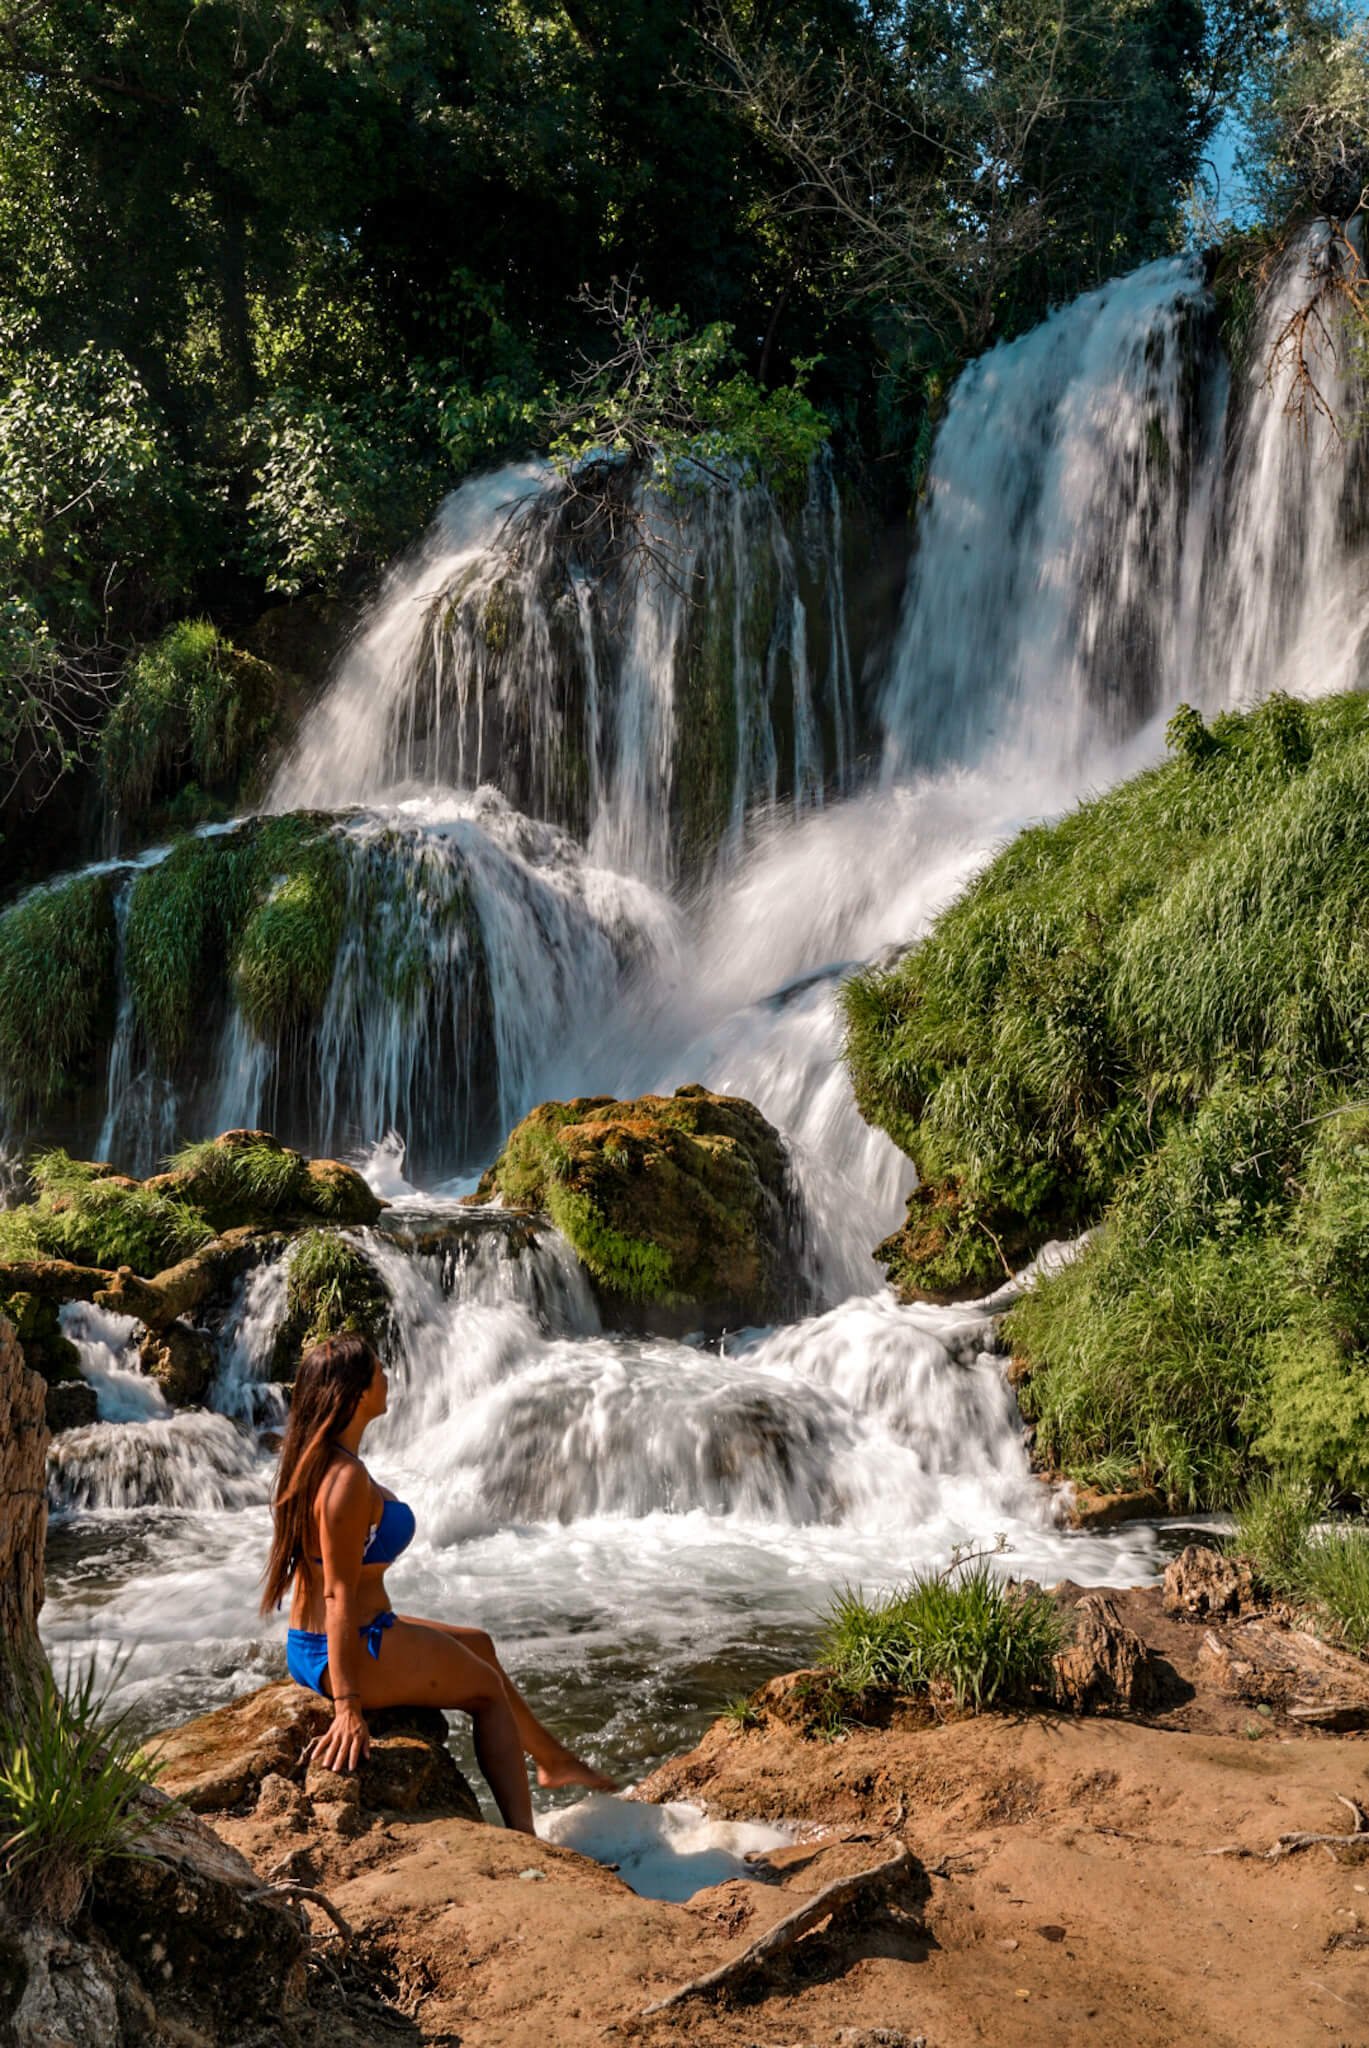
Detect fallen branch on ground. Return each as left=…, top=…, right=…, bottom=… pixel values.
left=250, top=1878, right=355, bottom=1946
left=640, top=1840, right=914, bottom=2015
left=1206, top=1795, right=1368, bottom=1862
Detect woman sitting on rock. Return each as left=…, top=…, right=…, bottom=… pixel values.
left=261, top=1333, right=612, bottom=1833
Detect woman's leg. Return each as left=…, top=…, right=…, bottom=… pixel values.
left=354, top=1617, right=534, bottom=1832
left=397, top=1614, right=616, bottom=1791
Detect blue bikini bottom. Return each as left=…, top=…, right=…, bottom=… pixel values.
left=286, top=1609, right=396, bottom=1697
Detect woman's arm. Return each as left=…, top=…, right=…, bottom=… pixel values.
left=304, top=1462, right=373, bottom=1773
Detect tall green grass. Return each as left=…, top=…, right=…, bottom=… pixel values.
left=821, top=1565, right=1065, bottom=1712
left=1232, top=1478, right=1369, bottom=1654
left=0, top=1659, right=166, bottom=1926
left=0, top=1151, right=212, bottom=1273
left=845, top=692, right=1369, bottom=1503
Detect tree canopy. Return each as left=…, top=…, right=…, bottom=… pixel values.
left=0, top=0, right=1333, bottom=852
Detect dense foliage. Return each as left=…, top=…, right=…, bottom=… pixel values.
left=0, top=0, right=1281, bottom=849
left=845, top=693, right=1369, bottom=1504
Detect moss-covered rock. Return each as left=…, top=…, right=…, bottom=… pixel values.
left=271, top=1228, right=389, bottom=1378
left=481, top=1083, right=796, bottom=1333
left=100, top=619, right=284, bottom=831
left=125, top=813, right=348, bottom=1064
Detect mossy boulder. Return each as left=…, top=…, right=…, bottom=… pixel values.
left=159, top=1131, right=380, bottom=1232
left=270, top=1228, right=390, bottom=1380
left=479, top=1084, right=797, bottom=1334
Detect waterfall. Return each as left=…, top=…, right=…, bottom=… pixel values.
left=1199, top=222, right=1369, bottom=706
left=36, top=228, right=1369, bottom=1755
left=270, top=456, right=857, bottom=884
left=880, top=224, right=1368, bottom=780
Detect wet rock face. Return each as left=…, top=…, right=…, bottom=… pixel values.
left=44, top=1378, right=98, bottom=1432
left=481, top=1083, right=803, bottom=1334
left=1163, top=1544, right=1255, bottom=1620
left=139, top=1318, right=215, bottom=1406
left=156, top=1679, right=482, bottom=1825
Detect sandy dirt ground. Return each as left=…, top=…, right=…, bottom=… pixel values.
left=207, top=1590, right=1369, bottom=2048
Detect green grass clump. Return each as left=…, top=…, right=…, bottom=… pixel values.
left=1233, top=1473, right=1321, bottom=1588
left=0, top=1658, right=166, bottom=1926
left=168, top=1134, right=307, bottom=1223
left=1300, top=1529, right=1369, bottom=1654
left=821, top=1565, right=1065, bottom=1712
left=284, top=1228, right=389, bottom=1353
left=232, top=840, right=347, bottom=1038
left=126, top=813, right=347, bottom=1061
left=847, top=692, right=1369, bottom=1503
left=7, top=1151, right=213, bottom=1273
left=100, top=619, right=279, bottom=824
left=0, top=873, right=118, bottom=1109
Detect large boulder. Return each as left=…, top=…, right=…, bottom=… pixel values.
left=155, top=1680, right=482, bottom=1823
left=475, top=1084, right=801, bottom=1334
left=0, top=1792, right=308, bottom=2046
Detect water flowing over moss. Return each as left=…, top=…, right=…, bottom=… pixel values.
left=0, top=873, right=118, bottom=1109
left=845, top=692, right=1369, bottom=1503
left=125, top=814, right=347, bottom=1062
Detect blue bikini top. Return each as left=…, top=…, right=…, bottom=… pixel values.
left=362, top=1496, right=416, bottom=1566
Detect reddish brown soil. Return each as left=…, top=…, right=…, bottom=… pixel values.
left=211, top=1589, right=1369, bottom=2048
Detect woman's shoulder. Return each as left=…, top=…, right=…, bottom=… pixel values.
left=316, top=1451, right=377, bottom=1518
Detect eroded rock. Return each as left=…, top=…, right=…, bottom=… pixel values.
left=139, top=1318, right=215, bottom=1406
left=1052, top=1593, right=1157, bottom=1713
left=1163, top=1543, right=1255, bottom=1620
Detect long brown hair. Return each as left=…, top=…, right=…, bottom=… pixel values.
left=260, top=1334, right=379, bottom=1614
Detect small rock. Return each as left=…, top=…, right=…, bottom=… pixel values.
left=1036, top=1924, right=1067, bottom=1942
left=1162, top=1543, right=1254, bottom=1619
left=140, top=1320, right=216, bottom=1407
left=255, top=1771, right=311, bottom=1827
left=306, top=1156, right=384, bottom=1223
left=518, top=1867, right=548, bottom=1881
left=999, top=1937, right=1020, bottom=1951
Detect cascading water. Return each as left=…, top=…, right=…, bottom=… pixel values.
left=270, top=455, right=857, bottom=884
left=36, top=222, right=1369, bottom=1785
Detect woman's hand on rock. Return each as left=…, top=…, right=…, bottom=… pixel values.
left=306, top=1702, right=371, bottom=1773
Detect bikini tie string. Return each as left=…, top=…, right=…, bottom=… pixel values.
left=364, top=1609, right=396, bottom=1659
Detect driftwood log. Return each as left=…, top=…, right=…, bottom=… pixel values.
left=640, top=1841, right=915, bottom=2015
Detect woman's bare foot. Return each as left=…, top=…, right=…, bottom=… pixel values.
left=535, top=1749, right=618, bottom=1792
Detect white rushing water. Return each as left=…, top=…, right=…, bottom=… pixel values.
left=38, top=224, right=1369, bottom=1797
